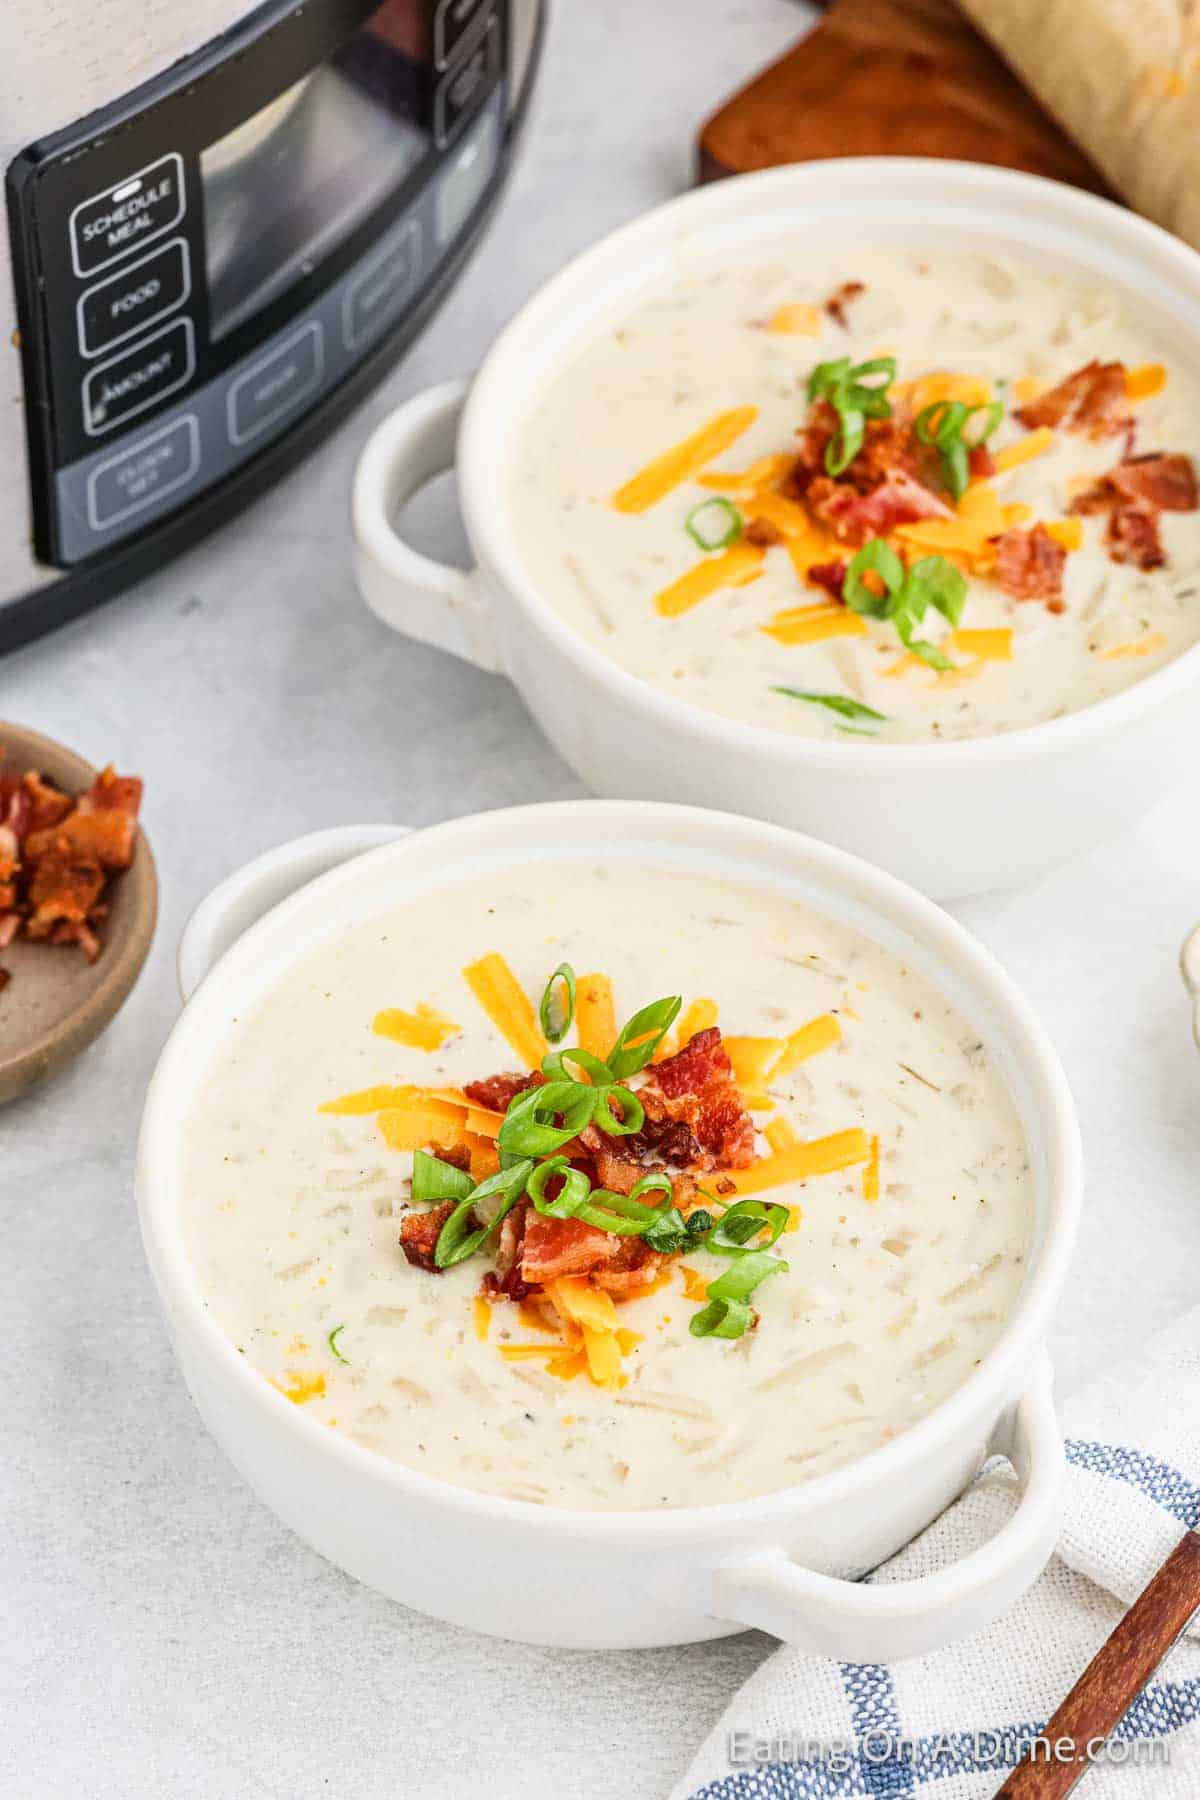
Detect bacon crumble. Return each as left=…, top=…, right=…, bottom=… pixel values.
left=993, top=524, right=1068, bottom=612
left=1014, top=360, right=1133, bottom=441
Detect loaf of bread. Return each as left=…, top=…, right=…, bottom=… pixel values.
left=958, top=0, right=1200, bottom=245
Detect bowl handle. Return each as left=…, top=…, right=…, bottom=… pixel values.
left=710, top=1352, right=1062, bottom=1661
left=1180, top=923, right=1200, bottom=1048
left=178, top=824, right=411, bottom=1003
left=352, top=378, right=498, bottom=672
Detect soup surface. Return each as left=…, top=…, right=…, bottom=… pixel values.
left=184, top=860, right=1035, bottom=1509
left=512, top=244, right=1200, bottom=743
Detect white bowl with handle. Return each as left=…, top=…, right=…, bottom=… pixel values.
left=139, top=799, right=1081, bottom=1654
left=353, top=158, right=1200, bottom=900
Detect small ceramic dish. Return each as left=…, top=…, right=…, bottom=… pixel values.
left=0, top=721, right=156, bottom=1105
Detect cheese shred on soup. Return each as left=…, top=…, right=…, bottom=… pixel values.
left=511, top=246, right=1200, bottom=744
left=184, top=862, right=1035, bottom=1510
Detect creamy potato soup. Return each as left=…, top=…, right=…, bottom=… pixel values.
left=184, top=862, right=1034, bottom=1510
left=512, top=245, right=1200, bottom=743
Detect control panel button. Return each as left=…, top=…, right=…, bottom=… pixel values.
left=82, top=319, right=195, bottom=436
left=343, top=221, right=422, bottom=350
left=69, top=153, right=186, bottom=279
left=435, top=0, right=492, bottom=69
left=77, top=238, right=191, bottom=359
left=434, top=16, right=499, bottom=146
left=436, top=108, right=499, bottom=248
left=86, top=415, right=200, bottom=531
left=227, top=322, right=324, bottom=447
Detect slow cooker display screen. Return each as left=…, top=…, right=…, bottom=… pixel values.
left=201, top=2, right=431, bottom=342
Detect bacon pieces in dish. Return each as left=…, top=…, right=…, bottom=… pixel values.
left=0, top=764, right=143, bottom=971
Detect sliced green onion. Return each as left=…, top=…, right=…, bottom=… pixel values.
left=497, top=1079, right=596, bottom=1160
left=689, top=1250, right=788, bottom=1339
left=541, top=1045, right=614, bottom=1085
left=434, top=1159, right=534, bottom=1269
left=844, top=538, right=906, bottom=618
left=685, top=497, right=743, bottom=552
left=771, top=688, right=888, bottom=726
left=808, top=356, right=897, bottom=475
left=607, top=995, right=682, bottom=1081
left=580, top=1184, right=671, bottom=1236
left=411, top=1148, right=474, bottom=1203
left=526, top=1156, right=592, bottom=1219
left=705, top=1199, right=789, bottom=1256
left=327, top=1325, right=349, bottom=1364
left=538, top=962, right=576, bottom=1045
left=589, top=1084, right=645, bottom=1138
left=915, top=398, right=1004, bottom=501
left=844, top=539, right=966, bottom=672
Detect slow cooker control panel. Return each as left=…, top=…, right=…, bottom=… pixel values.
left=7, top=0, right=509, bottom=569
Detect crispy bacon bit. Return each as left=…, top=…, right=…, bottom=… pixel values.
left=24, top=848, right=107, bottom=954
left=742, top=516, right=783, bottom=549
left=807, top=468, right=952, bottom=546
left=521, top=1212, right=617, bottom=1284
left=1107, top=506, right=1165, bottom=570
left=993, top=523, right=1068, bottom=612
left=462, top=1070, right=544, bottom=1111
left=806, top=560, right=848, bottom=601
left=26, top=768, right=142, bottom=869
left=1014, top=360, right=1133, bottom=440
left=968, top=443, right=996, bottom=480
left=1072, top=452, right=1199, bottom=518
left=399, top=1200, right=457, bottom=1272
left=0, top=762, right=143, bottom=977
left=430, top=1142, right=472, bottom=1171
left=0, top=968, right=9, bottom=993
left=1108, top=452, right=1199, bottom=512
left=824, top=280, right=865, bottom=328
left=592, top=1238, right=665, bottom=1297
left=641, top=1027, right=756, bottom=1171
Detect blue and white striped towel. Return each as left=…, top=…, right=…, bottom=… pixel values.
left=674, top=1307, right=1200, bottom=1799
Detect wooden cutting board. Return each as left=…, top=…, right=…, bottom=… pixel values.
left=698, top=0, right=1113, bottom=196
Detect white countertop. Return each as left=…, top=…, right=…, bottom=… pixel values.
left=6, top=3, right=1200, bottom=1795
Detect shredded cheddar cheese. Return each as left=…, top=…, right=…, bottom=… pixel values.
left=272, top=1371, right=326, bottom=1405
left=654, top=543, right=765, bottom=618
left=575, top=972, right=617, bottom=1058
left=695, top=453, right=795, bottom=497
left=319, top=1083, right=421, bottom=1115
left=372, top=1003, right=459, bottom=1051
left=993, top=427, right=1056, bottom=472
left=463, top=952, right=548, bottom=1068
left=724, top=1035, right=786, bottom=1088
left=1041, top=517, right=1084, bottom=551
left=1097, top=633, right=1168, bottom=660
left=765, top=1117, right=800, bottom=1154
left=770, top=1013, right=841, bottom=1079
left=863, top=1135, right=881, bottom=1203
left=613, top=407, right=758, bottom=513
left=725, top=1128, right=872, bottom=1196
left=655, top=996, right=718, bottom=1062
left=767, top=302, right=822, bottom=336
left=760, top=606, right=868, bottom=646
left=1125, top=363, right=1166, bottom=401
left=472, top=1297, right=492, bottom=1342
left=895, top=370, right=993, bottom=412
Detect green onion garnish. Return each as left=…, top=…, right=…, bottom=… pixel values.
left=434, top=1159, right=534, bottom=1269
left=915, top=399, right=1004, bottom=502
left=808, top=356, right=897, bottom=475
left=541, top=1045, right=614, bottom=1085
left=606, top=995, right=682, bottom=1082
left=685, top=497, right=743, bottom=552
left=689, top=1250, right=788, bottom=1339
left=526, top=1156, right=593, bottom=1219
left=538, top=962, right=576, bottom=1045
left=327, top=1325, right=349, bottom=1363
left=588, top=1084, right=645, bottom=1138
left=411, top=1148, right=474, bottom=1203
left=580, top=1181, right=673, bottom=1236
left=497, top=1079, right=597, bottom=1161
left=771, top=689, right=888, bottom=727
left=643, top=1203, right=713, bottom=1256
left=843, top=538, right=967, bottom=671
left=705, top=1199, right=789, bottom=1255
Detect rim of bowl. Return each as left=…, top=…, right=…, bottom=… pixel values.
left=459, top=157, right=1200, bottom=773
left=137, top=799, right=1083, bottom=1543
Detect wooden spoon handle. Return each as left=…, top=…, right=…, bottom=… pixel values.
left=997, top=1532, right=1200, bottom=1798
